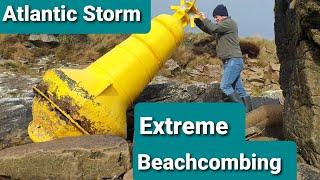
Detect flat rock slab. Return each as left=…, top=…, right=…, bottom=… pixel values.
left=0, top=135, right=131, bottom=180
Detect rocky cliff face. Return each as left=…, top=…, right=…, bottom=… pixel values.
left=275, top=0, right=320, bottom=167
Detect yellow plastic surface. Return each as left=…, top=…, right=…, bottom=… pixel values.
left=28, top=0, right=199, bottom=142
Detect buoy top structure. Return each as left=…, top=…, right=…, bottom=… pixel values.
left=28, top=0, right=201, bottom=142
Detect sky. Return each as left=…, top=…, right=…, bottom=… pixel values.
left=151, top=0, right=275, bottom=39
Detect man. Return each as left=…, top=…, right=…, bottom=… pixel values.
left=195, top=4, right=252, bottom=112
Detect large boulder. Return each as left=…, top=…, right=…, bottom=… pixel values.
left=0, top=73, right=39, bottom=150
left=28, top=34, right=59, bottom=48
left=0, top=98, right=33, bottom=150
left=275, top=0, right=320, bottom=167
left=0, top=135, right=131, bottom=180
left=126, top=78, right=225, bottom=139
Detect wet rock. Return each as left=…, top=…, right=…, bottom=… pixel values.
left=0, top=95, right=34, bottom=150
left=0, top=135, right=131, bottom=180
left=0, top=73, right=39, bottom=98
left=0, top=98, right=33, bottom=150
left=275, top=0, right=320, bottom=168
left=297, top=163, right=320, bottom=180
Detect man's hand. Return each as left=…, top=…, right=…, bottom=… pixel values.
left=193, top=6, right=206, bottom=19
left=198, top=12, right=206, bottom=19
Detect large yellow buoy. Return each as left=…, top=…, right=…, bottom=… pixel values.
left=28, top=0, right=200, bottom=142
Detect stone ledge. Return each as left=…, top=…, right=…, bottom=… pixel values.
left=0, top=135, right=131, bottom=180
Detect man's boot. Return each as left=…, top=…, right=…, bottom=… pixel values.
left=242, top=96, right=253, bottom=113
left=227, top=92, right=243, bottom=103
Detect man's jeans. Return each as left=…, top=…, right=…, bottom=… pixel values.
left=220, top=58, right=248, bottom=97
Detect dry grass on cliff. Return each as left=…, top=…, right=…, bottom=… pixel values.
left=0, top=34, right=277, bottom=74
left=0, top=34, right=129, bottom=64
left=54, top=35, right=128, bottom=63
left=241, top=37, right=278, bottom=66
left=169, top=34, right=277, bottom=71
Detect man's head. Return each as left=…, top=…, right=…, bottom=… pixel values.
left=212, top=4, right=228, bottom=23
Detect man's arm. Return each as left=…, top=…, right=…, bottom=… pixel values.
left=195, top=18, right=230, bottom=35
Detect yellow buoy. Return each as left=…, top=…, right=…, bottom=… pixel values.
left=28, top=0, right=200, bottom=142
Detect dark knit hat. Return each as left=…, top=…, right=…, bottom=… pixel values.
left=212, top=4, right=229, bottom=17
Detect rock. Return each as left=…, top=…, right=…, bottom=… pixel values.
left=126, top=80, right=225, bottom=140
left=37, top=56, right=52, bottom=65
left=275, top=0, right=320, bottom=168
left=297, top=163, right=320, bottom=180
left=194, top=65, right=205, bottom=73
left=0, top=98, right=33, bottom=150
left=164, top=59, right=180, bottom=76
left=29, top=34, right=58, bottom=42
left=245, top=126, right=262, bottom=139
left=261, top=90, right=283, bottom=99
left=247, top=76, right=265, bottom=83
left=150, top=76, right=171, bottom=84
left=246, top=58, right=259, bottom=64
left=185, top=68, right=204, bottom=77
left=261, top=90, right=284, bottom=104
left=203, top=64, right=220, bottom=78
left=0, top=62, right=84, bottom=149
left=248, top=67, right=261, bottom=73
left=246, top=105, right=284, bottom=139
left=270, top=63, right=281, bottom=71
left=0, top=73, right=39, bottom=98
left=246, top=105, right=283, bottom=128
left=136, top=81, right=224, bottom=103
left=123, top=169, right=133, bottom=180
left=22, top=41, right=36, bottom=49
left=309, top=29, right=320, bottom=47
left=249, top=81, right=265, bottom=87
left=271, top=71, right=280, bottom=83
left=249, top=137, right=279, bottom=141
left=0, top=135, right=131, bottom=180
left=28, top=34, right=59, bottom=48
